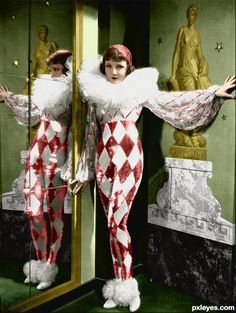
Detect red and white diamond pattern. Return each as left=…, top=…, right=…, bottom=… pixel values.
left=96, top=120, right=143, bottom=279
left=24, top=119, right=68, bottom=264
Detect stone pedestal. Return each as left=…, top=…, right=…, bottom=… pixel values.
left=148, top=157, right=234, bottom=245
left=147, top=157, right=235, bottom=305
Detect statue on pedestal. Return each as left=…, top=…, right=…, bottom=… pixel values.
left=169, top=5, right=211, bottom=160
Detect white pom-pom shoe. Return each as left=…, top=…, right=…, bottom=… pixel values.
left=36, top=262, right=58, bottom=290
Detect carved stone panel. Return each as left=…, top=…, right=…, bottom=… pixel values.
left=148, top=157, right=235, bottom=245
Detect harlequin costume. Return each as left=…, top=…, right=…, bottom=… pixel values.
left=75, top=45, right=222, bottom=311
left=4, top=62, right=72, bottom=290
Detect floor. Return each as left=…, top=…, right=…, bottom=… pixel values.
left=52, top=274, right=215, bottom=313
left=0, top=258, right=70, bottom=312
left=0, top=260, right=219, bottom=313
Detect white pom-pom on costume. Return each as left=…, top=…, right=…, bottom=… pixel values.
left=102, top=278, right=141, bottom=311
left=102, top=279, right=120, bottom=309
left=23, top=259, right=41, bottom=283
left=113, top=278, right=140, bottom=312
left=102, top=278, right=118, bottom=299
left=36, top=262, right=58, bottom=290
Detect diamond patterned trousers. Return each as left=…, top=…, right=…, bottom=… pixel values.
left=24, top=120, right=68, bottom=264
left=96, top=121, right=143, bottom=280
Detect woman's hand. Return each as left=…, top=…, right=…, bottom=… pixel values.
left=68, top=178, right=88, bottom=195
left=0, top=85, right=8, bottom=102
left=215, top=75, right=236, bottom=99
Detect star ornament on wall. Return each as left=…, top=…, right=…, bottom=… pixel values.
left=12, top=59, right=20, bottom=67
left=215, top=42, right=223, bottom=53
left=221, top=114, right=227, bottom=120
left=157, top=38, right=162, bottom=45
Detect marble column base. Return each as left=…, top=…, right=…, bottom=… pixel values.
left=146, top=224, right=236, bottom=305
left=0, top=210, right=71, bottom=262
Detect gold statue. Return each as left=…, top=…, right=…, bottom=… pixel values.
left=169, top=5, right=210, bottom=160
left=170, top=128, right=207, bottom=160
left=23, top=25, right=58, bottom=140
left=169, top=4, right=211, bottom=91
left=31, top=25, right=58, bottom=79
left=23, top=25, right=58, bottom=94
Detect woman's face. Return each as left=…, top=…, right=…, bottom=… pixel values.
left=105, top=60, right=128, bottom=84
left=38, top=27, right=48, bottom=41
left=187, top=9, right=197, bottom=25
left=49, top=63, right=64, bottom=78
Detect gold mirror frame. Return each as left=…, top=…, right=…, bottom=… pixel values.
left=7, top=1, right=83, bottom=312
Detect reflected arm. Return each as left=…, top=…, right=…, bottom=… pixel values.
left=61, top=129, right=72, bottom=181
left=75, top=103, right=98, bottom=183
left=4, top=92, right=41, bottom=127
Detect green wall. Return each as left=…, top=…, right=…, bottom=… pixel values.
left=149, top=0, right=235, bottom=223
left=81, top=1, right=98, bottom=283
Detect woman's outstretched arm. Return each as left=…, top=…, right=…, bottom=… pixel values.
left=144, top=76, right=235, bottom=130
left=0, top=85, right=41, bottom=126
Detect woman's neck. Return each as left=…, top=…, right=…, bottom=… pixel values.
left=187, top=23, right=195, bottom=30
left=39, top=39, right=48, bottom=45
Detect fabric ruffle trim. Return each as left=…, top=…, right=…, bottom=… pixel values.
left=32, top=74, right=72, bottom=112
left=77, top=58, right=159, bottom=110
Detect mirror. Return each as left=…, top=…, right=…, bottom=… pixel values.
left=0, top=0, right=82, bottom=312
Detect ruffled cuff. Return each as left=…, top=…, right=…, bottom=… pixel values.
left=75, top=162, right=95, bottom=184
left=60, top=150, right=72, bottom=182
left=208, top=85, right=225, bottom=106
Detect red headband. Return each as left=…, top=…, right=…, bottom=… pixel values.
left=110, top=44, right=133, bottom=66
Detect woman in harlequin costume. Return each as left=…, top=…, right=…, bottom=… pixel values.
left=69, top=45, right=235, bottom=311
left=0, top=49, right=72, bottom=290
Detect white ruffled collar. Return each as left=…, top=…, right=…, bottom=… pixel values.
left=77, top=58, right=159, bottom=109
left=32, top=74, right=72, bottom=112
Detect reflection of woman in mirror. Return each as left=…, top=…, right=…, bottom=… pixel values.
left=0, top=49, right=72, bottom=290
left=169, top=4, right=211, bottom=91
left=69, top=44, right=235, bottom=312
